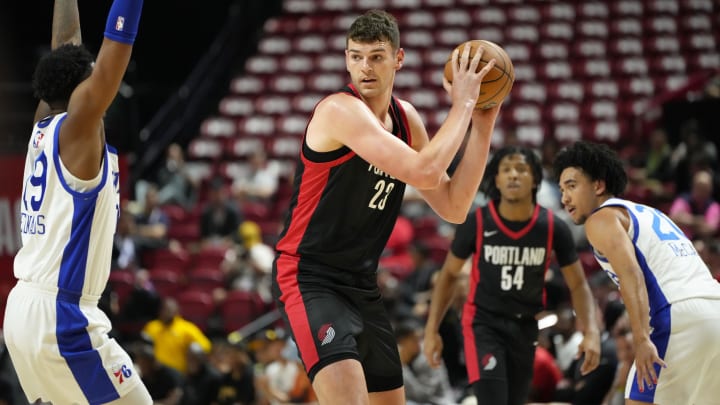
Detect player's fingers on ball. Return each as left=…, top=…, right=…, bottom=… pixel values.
left=459, top=44, right=471, bottom=69
left=478, top=59, right=496, bottom=78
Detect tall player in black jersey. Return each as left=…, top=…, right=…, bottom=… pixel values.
left=424, top=146, right=600, bottom=405
left=271, top=10, right=501, bottom=405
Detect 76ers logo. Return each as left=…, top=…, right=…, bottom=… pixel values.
left=112, top=364, right=132, bottom=384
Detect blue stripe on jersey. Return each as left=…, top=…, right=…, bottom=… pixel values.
left=56, top=182, right=118, bottom=402
left=625, top=208, right=670, bottom=316
left=627, top=304, right=671, bottom=402
left=51, top=114, right=108, bottom=197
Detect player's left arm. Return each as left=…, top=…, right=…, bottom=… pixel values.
left=554, top=217, right=601, bottom=375
left=585, top=207, right=666, bottom=391
left=34, top=0, right=83, bottom=122
left=403, top=101, right=501, bottom=222
left=559, top=260, right=600, bottom=375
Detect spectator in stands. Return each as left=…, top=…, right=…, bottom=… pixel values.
left=253, top=328, right=317, bottom=405
left=134, top=341, right=185, bottom=405
left=528, top=345, right=563, bottom=403
left=134, top=182, right=171, bottom=253
left=626, top=128, right=675, bottom=204
left=214, top=341, right=257, bottom=405
left=553, top=302, right=621, bottom=404
left=200, top=178, right=243, bottom=248
left=548, top=306, right=585, bottom=375
left=157, top=142, right=198, bottom=209
left=112, top=207, right=141, bottom=271
left=116, top=269, right=162, bottom=342
left=669, top=169, right=720, bottom=242
left=232, top=148, right=281, bottom=204
left=703, top=74, right=720, bottom=99
left=671, top=119, right=718, bottom=195
left=396, top=321, right=456, bottom=405
left=607, top=306, right=633, bottom=405
left=180, top=342, right=223, bottom=405
left=142, top=297, right=213, bottom=374
left=227, top=221, right=275, bottom=303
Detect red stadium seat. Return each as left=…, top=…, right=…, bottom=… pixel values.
left=148, top=268, right=183, bottom=298
left=201, top=116, right=237, bottom=137
left=108, top=270, right=135, bottom=309
left=194, top=246, right=230, bottom=270
left=187, top=138, right=223, bottom=161
left=221, top=290, right=267, bottom=334
left=186, top=268, right=227, bottom=293
left=142, top=248, right=191, bottom=272
left=229, top=137, right=265, bottom=159
left=176, top=289, right=217, bottom=332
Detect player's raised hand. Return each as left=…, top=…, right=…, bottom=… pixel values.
left=447, top=44, right=496, bottom=109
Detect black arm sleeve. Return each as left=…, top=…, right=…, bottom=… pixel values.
left=553, top=215, right=579, bottom=267
left=450, top=210, right=477, bottom=260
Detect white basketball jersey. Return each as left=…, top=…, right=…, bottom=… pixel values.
left=14, top=113, right=120, bottom=297
left=593, top=198, right=720, bottom=314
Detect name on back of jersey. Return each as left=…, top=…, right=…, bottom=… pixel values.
left=20, top=212, right=45, bottom=235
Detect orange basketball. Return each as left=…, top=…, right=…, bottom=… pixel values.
left=443, top=39, right=515, bottom=109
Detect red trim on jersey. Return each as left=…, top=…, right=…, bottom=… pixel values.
left=275, top=254, right=319, bottom=370
left=462, top=207, right=483, bottom=383
left=542, top=210, right=555, bottom=308
left=489, top=200, right=541, bottom=240
left=392, top=98, right=413, bottom=147
left=276, top=151, right=355, bottom=255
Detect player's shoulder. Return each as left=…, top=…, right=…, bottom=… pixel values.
left=313, top=92, right=363, bottom=116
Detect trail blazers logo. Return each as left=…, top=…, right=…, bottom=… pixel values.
left=317, top=323, right=336, bottom=346
left=482, top=353, right=497, bottom=371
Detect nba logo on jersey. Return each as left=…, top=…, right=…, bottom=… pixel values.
left=115, top=16, right=125, bottom=31
left=32, top=131, right=44, bottom=149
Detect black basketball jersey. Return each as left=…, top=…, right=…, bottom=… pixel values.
left=452, top=200, right=577, bottom=319
left=275, top=84, right=411, bottom=274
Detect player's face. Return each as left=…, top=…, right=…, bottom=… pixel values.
left=558, top=167, right=601, bottom=225
left=495, top=153, right=534, bottom=203
left=346, top=39, right=403, bottom=98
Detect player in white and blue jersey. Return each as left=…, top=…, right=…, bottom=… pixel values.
left=555, top=141, right=720, bottom=405
left=2, top=0, right=151, bottom=404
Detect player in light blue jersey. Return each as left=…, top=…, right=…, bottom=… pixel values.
left=2, top=0, right=151, bottom=404
left=554, top=141, right=720, bottom=405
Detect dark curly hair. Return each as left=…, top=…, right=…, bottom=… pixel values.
left=32, top=44, right=93, bottom=106
left=347, top=9, right=400, bottom=50
left=480, top=145, right=543, bottom=202
left=553, top=141, right=627, bottom=196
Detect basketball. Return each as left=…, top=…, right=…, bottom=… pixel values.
left=443, top=39, right=515, bottom=110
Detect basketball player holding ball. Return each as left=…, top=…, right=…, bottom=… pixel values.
left=272, top=10, right=505, bottom=405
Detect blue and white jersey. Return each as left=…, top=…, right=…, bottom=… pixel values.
left=593, top=198, right=720, bottom=314
left=14, top=113, right=120, bottom=297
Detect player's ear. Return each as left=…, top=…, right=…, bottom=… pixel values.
left=395, top=48, right=405, bottom=70
left=594, top=179, right=607, bottom=196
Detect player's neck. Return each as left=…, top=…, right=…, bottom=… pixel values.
left=497, top=199, right=535, bottom=221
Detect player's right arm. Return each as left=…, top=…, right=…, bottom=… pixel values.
left=310, top=46, right=493, bottom=191
left=584, top=206, right=666, bottom=391
left=34, top=0, right=83, bottom=123
left=423, top=251, right=467, bottom=368
left=60, top=0, right=143, bottom=180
